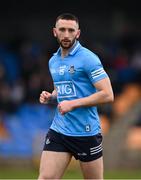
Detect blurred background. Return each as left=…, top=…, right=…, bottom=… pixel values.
left=0, top=0, right=141, bottom=179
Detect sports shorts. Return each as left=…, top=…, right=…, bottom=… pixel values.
left=43, top=129, right=103, bottom=162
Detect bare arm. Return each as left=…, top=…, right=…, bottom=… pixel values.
left=73, top=77, right=114, bottom=108
left=58, top=77, right=114, bottom=114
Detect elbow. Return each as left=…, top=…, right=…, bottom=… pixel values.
left=107, top=92, right=114, bottom=103
left=109, top=95, right=114, bottom=103
left=103, top=90, right=114, bottom=103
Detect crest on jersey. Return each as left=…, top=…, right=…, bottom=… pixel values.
left=69, top=65, right=75, bottom=74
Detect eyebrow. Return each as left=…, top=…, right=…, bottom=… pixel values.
left=58, top=27, right=75, bottom=31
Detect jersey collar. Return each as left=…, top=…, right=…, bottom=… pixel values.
left=54, top=40, right=81, bottom=56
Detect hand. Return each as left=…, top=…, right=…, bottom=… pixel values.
left=58, top=100, right=75, bottom=115
left=39, top=91, right=52, bottom=104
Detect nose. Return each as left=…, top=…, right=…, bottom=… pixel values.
left=64, top=30, right=69, bottom=38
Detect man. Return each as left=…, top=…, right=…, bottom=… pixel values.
left=38, top=13, right=114, bottom=179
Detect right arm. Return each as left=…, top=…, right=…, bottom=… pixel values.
left=39, top=87, right=57, bottom=104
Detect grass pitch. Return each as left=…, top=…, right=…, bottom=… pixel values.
left=0, top=167, right=141, bottom=179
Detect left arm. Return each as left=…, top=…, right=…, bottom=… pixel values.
left=58, top=77, right=114, bottom=115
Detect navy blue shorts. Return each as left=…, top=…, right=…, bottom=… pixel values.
left=43, top=129, right=103, bottom=162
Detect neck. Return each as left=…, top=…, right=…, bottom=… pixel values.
left=61, top=40, right=77, bottom=58
left=61, top=48, right=69, bottom=58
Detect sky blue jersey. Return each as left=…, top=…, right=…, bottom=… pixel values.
left=49, top=41, right=108, bottom=136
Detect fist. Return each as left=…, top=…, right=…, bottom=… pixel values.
left=58, top=100, right=74, bottom=115
left=39, top=91, right=52, bottom=104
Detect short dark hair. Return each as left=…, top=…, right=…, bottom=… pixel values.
left=55, top=13, right=79, bottom=27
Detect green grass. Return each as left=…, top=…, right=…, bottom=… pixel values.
left=0, top=167, right=141, bottom=179
left=0, top=168, right=38, bottom=179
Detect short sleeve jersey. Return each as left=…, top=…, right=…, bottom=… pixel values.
left=49, top=41, right=108, bottom=136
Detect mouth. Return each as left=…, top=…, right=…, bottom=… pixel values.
left=60, top=39, right=73, bottom=49
left=62, top=39, right=71, bottom=43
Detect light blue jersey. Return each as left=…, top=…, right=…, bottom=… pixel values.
left=49, top=41, right=108, bottom=136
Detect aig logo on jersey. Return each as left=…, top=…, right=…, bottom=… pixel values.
left=55, top=81, right=76, bottom=98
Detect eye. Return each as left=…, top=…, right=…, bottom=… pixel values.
left=59, top=28, right=65, bottom=32
left=68, top=28, right=75, bottom=33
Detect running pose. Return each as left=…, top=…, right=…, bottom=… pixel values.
left=38, top=13, right=114, bottom=180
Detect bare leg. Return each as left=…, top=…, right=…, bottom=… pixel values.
left=38, top=151, right=72, bottom=180
left=79, top=156, right=104, bottom=180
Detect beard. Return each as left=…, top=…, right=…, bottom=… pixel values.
left=57, top=37, right=76, bottom=49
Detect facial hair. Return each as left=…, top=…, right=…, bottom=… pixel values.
left=56, top=36, right=76, bottom=50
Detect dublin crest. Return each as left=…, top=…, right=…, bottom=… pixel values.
left=69, top=65, right=75, bottom=74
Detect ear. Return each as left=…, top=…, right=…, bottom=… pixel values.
left=76, top=29, right=81, bottom=39
left=53, top=28, right=57, bottom=37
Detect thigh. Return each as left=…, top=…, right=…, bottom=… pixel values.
left=66, top=133, right=103, bottom=162
left=79, top=156, right=104, bottom=179
left=38, top=151, right=72, bottom=179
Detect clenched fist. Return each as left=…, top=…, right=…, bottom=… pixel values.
left=58, top=100, right=75, bottom=115
left=39, top=91, right=52, bottom=104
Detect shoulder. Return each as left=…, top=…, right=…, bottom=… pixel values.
left=79, top=46, right=101, bottom=65
left=49, top=54, right=58, bottom=66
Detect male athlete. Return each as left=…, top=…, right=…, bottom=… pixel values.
left=38, top=13, right=114, bottom=179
